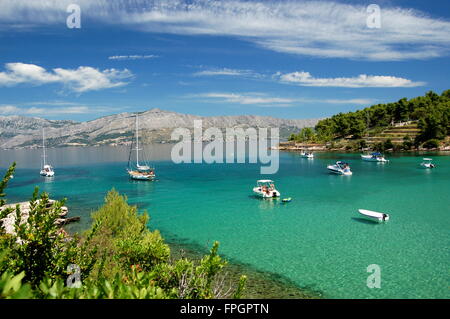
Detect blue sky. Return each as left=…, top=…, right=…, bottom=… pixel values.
left=0, top=0, right=449, bottom=121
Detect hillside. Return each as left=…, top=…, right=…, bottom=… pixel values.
left=288, top=90, right=450, bottom=151
left=0, top=108, right=319, bottom=149
left=364, top=122, right=421, bottom=145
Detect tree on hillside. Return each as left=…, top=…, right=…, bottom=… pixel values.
left=313, top=90, right=450, bottom=146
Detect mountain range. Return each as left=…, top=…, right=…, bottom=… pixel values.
left=0, top=108, right=319, bottom=149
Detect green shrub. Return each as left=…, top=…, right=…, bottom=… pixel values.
left=0, top=165, right=246, bottom=299
left=422, top=139, right=440, bottom=149
left=383, top=139, right=394, bottom=150
left=402, top=136, right=414, bottom=150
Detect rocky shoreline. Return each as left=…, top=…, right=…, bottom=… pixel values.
left=274, top=141, right=450, bottom=153
left=0, top=199, right=79, bottom=235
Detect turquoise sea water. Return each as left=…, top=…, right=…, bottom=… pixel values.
left=1, top=146, right=449, bottom=298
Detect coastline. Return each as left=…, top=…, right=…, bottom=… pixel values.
left=274, top=142, right=450, bottom=153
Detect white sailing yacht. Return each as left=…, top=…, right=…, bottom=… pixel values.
left=127, top=114, right=155, bottom=181
left=39, top=128, right=55, bottom=177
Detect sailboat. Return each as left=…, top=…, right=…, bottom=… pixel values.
left=39, top=128, right=55, bottom=177
left=127, top=114, right=155, bottom=181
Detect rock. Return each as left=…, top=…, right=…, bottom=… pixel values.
left=0, top=200, right=78, bottom=235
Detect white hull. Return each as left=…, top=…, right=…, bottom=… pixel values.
left=253, top=187, right=280, bottom=198
left=128, top=170, right=155, bottom=181
left=327, top=165, right=352, bottom=175
left=300, top=152, right=314, bottom=158
left=358, top=209, right=389, bottom=222
left=361, top=155, right=387, bottom=162
left=40, top=170, right=54, bottom=177
left=420, top=163, right=435, bottom=169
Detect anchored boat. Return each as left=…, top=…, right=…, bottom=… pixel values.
left=253, top=180, right=280, bottom=198
left=127, top=114, right=155, bottom=181
left=39, top=128, right=55, bottom=177
left=361, top=152, right=388, bottom=162
left=327, top=161, right=352, bottom=175
left=300, top=151, right=314, bottom=159
left=358, top=209, right=390, bottom=222
left=420, top=158, right=435, bottom=169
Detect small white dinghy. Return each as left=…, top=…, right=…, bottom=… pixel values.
left=358, top=209, right=389, bottom=222
left=420, top=158, right=435, bottom=169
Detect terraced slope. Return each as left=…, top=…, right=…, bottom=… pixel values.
left=365, top=123, right=420, bottom=145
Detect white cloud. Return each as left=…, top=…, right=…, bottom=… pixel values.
left=196, top=92, right=294, bottom=106
left=0, top=105, right=91, bottom=115
left=0, top=63, right=133, bottom=92
left=193, top=68, right=260, bottom=77
left=321, top=98, right=375, bottom=104
left=276, top=71, right=425, bottom=88
left=0, top=105, right=20, bottom=115
left=1, top=0, right=448, bottom=61
left=108, top=55, right=158, bottom=60
left=0, top=103, right=125, bottom=116
left=192, top=92, right=375, bottom=106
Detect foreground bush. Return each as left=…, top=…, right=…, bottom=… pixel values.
left=0, top=164, right=246, bottom=299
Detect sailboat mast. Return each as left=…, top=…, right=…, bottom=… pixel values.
left=136, top=114, right=139, bottom=166
left=42, top=128, right=46, bottom=167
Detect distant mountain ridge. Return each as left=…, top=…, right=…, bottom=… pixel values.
left=0, top=108, right=319, bottom=149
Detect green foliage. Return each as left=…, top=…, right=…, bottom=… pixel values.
left=314, top=90, right=450, bottom=145
left=358, top=139, right=368, bottom=150
left=0, top=162, right=15, bottom=209
left=373, top=142, right=385, bottom=152
left=0, top=167, right=245, bottom=299
left=402, top=136, right=413, bottom=151
left=0, top=186, right=94, bottom=287
left=289, top=127, right=317, bottom=143
left=0, top=271, right=33, bottom=299
left=422, top=139, right=440, bottom=149
left=383, top=139, right=394, bottom=150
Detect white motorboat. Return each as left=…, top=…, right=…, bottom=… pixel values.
left=420, top=158, right=435, bottom=169
left=361, top=152, right=388, bottom=162
left=300, top=151, right=314, bottom=159
left=327, top=161, right=352, bottom=175
left=253, top=180, right=280, bottom=198
left=358, top=209, right=390, bottom=222
left=127, top=114, right=155, bottom=181
left=39, top=128, right=55, bottom=177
